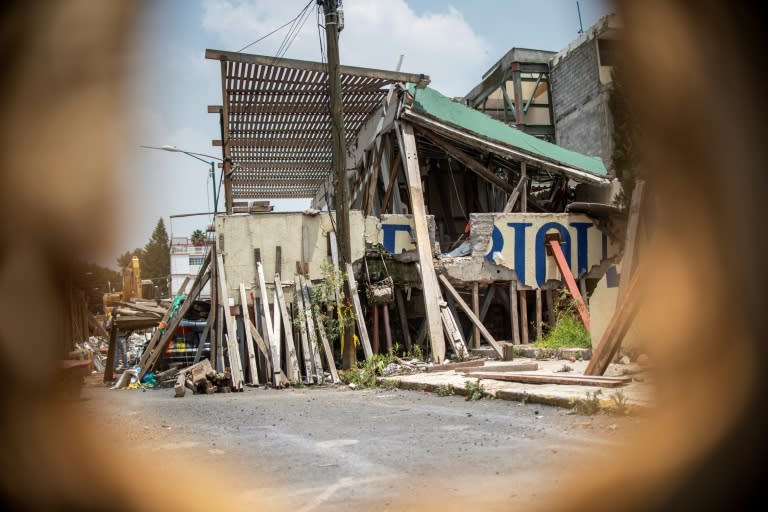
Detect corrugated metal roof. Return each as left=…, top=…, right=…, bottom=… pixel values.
left=404, top=85, right=608, bottom=179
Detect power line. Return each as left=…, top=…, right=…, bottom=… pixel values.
left=237, top=0, right=314, bottom=53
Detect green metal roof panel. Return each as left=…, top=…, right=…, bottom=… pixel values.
left=407, top=85, right=607, bottom=176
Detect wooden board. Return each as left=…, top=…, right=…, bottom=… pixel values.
left=138, top=275, right=191, bottom=370
left=299, top=276, right=325, bottom=383
left=438, top=274, right=503, bottom=358
left=396, top=121, right=446, bottom=362
left=510, top=282, right=521, bottom=345
left=275, top=275, right=300, bottom=382
left=345, top=263, right=373, bottom=359
left=294, top=278, right=314, bottom=383
left=395, top=289, right=412, bottom=351
left=215, top=253, right=244, bottom=390
left=427, top=360, right=485, bottom=372
left=439, top=303, right=469, bottom=359
left=471, top=372, right=631, bottom=387
left=246, top=319, right=273, bottom=377
left=256, top=262, right=277, bottom=360
left=239, top=283, right=260, bottom=385
left=459, top=362, right=539, bottom=374
left=305, top=280, right=340, bottom=384
left=549, top=239, right=591, bottom=331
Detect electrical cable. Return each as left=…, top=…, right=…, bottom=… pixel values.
left=237, top=0, right=314, bottom=53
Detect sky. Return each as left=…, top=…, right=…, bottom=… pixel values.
left=115, top=0, right=612, bottom=269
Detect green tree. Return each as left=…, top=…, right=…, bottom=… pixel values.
left=116, top=248, right=145, bottom=270
left=142, top=218, right=170, bottom=295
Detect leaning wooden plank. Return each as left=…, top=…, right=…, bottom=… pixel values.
left=138, top=275, right=192, bottom=369
left=585, top=271, right=641, bottom=376
left=300, top=276, right=325, bottom=383
left=345, top=263, right=373, bottom=359
left=174, top=373, right=186, bottom=398
left=246, top=319, right=273, bottom=377
left=256, top=262, right=277, bottom=363
left=272, top=288, right=282, bottom=372
left=306, top=279, right=340, bottom=384
left=103, top=322, right=118, bottom=383
left=548, top=239, right=591, bottom=331
left=294, top=278, right=314, bottom=383
left=140, top=271, right=210, bottom=379
left=275, top=274, right=300, bottom=382
left=438, top=274, right=504, bottom=358
left=192, top=308, right=214, bottom=365
left=427, top=360, right=485, bottom=372
left=87, top=313, right=110, bottom=339
left=396, top=121, right=446, bottom=362
left=501, top=175, right=528, bottom=213
left=617, top=180, right=645, bottom=306
left=215, top=253, right=244, bottom=390
left=238, top=283, right=260, bottom=385
left=439, top=302, right=469, bottom=360
left=394, top=289, right=412, bottom=351
left=471, top=372, right=631, bottom=387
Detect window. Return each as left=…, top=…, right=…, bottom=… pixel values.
left=189, top=256, right=205, bottom=266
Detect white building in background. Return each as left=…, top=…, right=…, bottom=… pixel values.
left=170, top=237, right=211, bottom=298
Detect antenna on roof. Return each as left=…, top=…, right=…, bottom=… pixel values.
left=576, top=1, right=585, bottom=34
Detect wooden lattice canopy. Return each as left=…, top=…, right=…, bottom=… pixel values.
left=206, top=49, right=429, bottom=201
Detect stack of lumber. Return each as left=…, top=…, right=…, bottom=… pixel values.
left=173, top=359, right=234, bottom=397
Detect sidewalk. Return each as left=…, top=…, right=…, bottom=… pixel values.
left=380, top=358, right=654, bottom=413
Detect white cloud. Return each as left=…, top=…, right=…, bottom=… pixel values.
left=202, top=0, right=491, bottom=97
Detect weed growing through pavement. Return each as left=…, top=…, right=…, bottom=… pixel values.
left=572, top=389, right=602, bottom=415
left=465, top=379, right=487, bottom=401
left=436, top=384, right=455, bottom=397
left=609, top=389, right=630, bottom=415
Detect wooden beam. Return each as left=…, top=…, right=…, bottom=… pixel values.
left=510, top=282, right=521, bottom=345
left=438, top=274, right=503, bottom=358
left=246, top=319, right=273, bottom=377
left=138, top=276, right=192, bottom=370
left=274, top=274, right=301, bottom=382
left=299, top=276, right=325, bottom=383
left=396, top=121, right=446, bottom=362
left=395, top=289, right=412, bottom=351
left=239, top=283, right=260, bottom=385
left=471, top=372, right=631, bottom=387
left=293, top=278, right=314, bottom=383
left=256, top=262, right=279, bottom=382
left=502, top=175, right=528, bottom=213
left=467, top=285, right=496, bottom=346
left=617, top=180, right=645, bottom=305
left=305, top=280, right=340, bottom=384
left=415, top=128, right=515, bottom=194
left=440, top=303, right=469, bottom=359
left=585, top=271, right=641, bottom=376
left=215, top=253, right=244, bottom=389
left=345, top=263, right=373, bottom=359
left=548, top=239, right=591, bottom=331
left=472, top=282, right=481, bottom=349
left=103, top=323, right=118, bottom=383
left=205, top=49, right=430, bottom=87
left=520, top=290, right=529, bottom=344
left=520, top=162, right=527, bottom=212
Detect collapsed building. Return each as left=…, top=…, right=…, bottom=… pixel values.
left=126, top=15, right=636, bottom=390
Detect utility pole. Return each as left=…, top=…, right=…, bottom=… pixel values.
left=321, top=0, right=355, bottom=369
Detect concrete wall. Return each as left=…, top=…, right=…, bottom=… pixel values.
left=470, top=213, right=620, bottom=289
left=214, top=211, right=428, bottom=302
left=550, top=23, right=615, bottom=167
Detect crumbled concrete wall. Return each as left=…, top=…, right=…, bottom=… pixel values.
left=469, top=213, right=619, bottom=289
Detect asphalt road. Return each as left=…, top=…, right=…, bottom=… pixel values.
left=81, top=384, right=640, bottom=511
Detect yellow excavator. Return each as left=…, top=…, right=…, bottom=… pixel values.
left=102, top=256, right=155, bottom=317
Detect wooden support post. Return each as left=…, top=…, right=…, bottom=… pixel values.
left=585, top=272, right=642, bottom=376
left=519, top=290, right=529, bottom=344
left=138, top=276, right=191, bottom=370
left=345, top=263, right=373, bottom=359
left=275, top=275, right=300, bottom=382
left=238, top=283, right=260, bottom=385
left=275, top=246, right=282, bottom=279
left=535, top=288, right=543, bottom=341
left=502, top=175, right=528, bottom=213
left=438, top=274, right=503, bottom=357
left=520, top=162, right=527, bottom=212
left=372, top=304, right=380, bottom=354
left=246, top=319, right=272, bottom=377
left=382, top=304, right=393, bottom=353
left=272, top=289, right=282, bottom=377
left=215, top=253, right=244, bottom=390
left=396, top=121, right=446, bottom=362
left=193, top=308, right=214, bottom=365
left=440, top=303, right=468, bottom=359
left=395, top=289, right=412, bottom=351
left=548, top=239, right=591, bottom=331
left=510, top=282, right=521, bottom=345
left=472, top=282, right=481, bottom=349
left=467, top=285, right=496, bottom=346
left=546, top=289, right=555, bottom=328
left=209, top=254, right=219, bottom=371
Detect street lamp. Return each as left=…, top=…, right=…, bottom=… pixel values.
left=141, top=144, right=223, bottom=214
